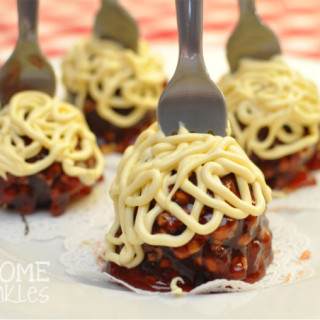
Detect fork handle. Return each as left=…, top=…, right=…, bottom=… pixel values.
left=17, top=0, right=39, bottom=41
left=238, top=0, right=261, bottom=21
left=101, top=0, right=118, bottom=5
left=238, top=0, right=256, bottom=14
left=176, top=0, right=204, bottom=65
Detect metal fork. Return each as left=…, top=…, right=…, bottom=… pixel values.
left=157, top=0, right=227, bottom=137
left=227, top=0, right=281, bottom=72
left=93, top=0, right=139, bottom=52
left=0, top=0, right=56, bottom=107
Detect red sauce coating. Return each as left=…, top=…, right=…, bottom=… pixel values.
left=106, top=174, right=273, bottom=292
left=238, top=123, right=318, bottom=191
left=82, top=95, right=156, bottom=153
left=249, top=146, right=316, bottom=191
left=69, top=84, right=169, bottom=154
left=307, top=148, right=320, bottom=171
left=286, top=168, right=316, bottom=191
left=0, top=145, right=101, bottom=216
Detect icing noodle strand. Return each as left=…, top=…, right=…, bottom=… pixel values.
left=62, top=38, right=166, bottom=128
left=218, top=56, right=320, bottom=159
left=0, top=91, right=104, bottom=185
left=104, top=123, right=271, bottom=268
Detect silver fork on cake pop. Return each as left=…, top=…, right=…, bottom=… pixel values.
left=227, top=0, right=281, bottom=72
left=94, top=0, right=139, bottom=52
left=0, top=0, right=56, bottom=107
left=157, top=0, right=227, bottom=136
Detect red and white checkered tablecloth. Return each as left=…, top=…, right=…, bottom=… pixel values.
left=1, top=0, right=320, bottom=65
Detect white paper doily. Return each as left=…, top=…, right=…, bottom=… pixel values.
left=60, top=212, right=313, bottom=296
left=0, top=154, right=121, bottom=243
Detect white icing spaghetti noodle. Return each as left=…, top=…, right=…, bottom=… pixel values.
left=62, top=38, right=166, bottom=128
left=104, top=123, right=271, bottom=268
left=218, top=56, right=320, bottom=160
left=0, top=91, right=104, bottom=186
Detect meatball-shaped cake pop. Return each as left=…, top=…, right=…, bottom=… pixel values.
left=218, top=57, right=320, bottom=190
left=0, top=91, right=104, bottom=216
left=62, top=38, right=166, bottom=153
left=104, top=123, right=273, bottom=292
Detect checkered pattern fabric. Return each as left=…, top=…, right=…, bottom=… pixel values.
left=0, top=0, right=320, bottom=64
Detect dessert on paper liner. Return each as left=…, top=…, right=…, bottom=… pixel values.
left=60, top=123, right=313, bottom=295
